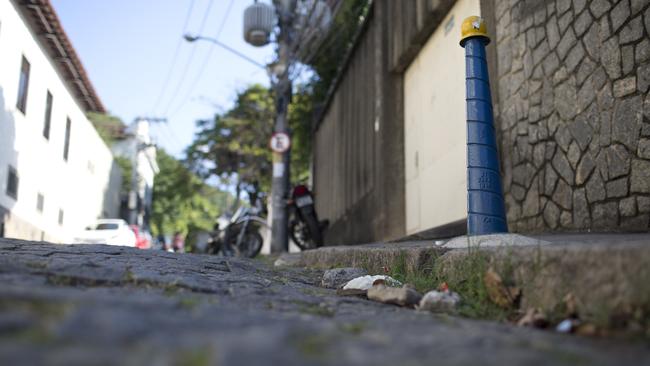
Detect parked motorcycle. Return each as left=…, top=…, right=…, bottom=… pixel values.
left=206, top=206, right=268, bottom=258
left=288, top=184, right=328, bottom=250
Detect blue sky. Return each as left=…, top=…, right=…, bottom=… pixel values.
left=51, top=0, right=275, bottom=158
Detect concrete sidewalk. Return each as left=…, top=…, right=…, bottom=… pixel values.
left=277, top=233, right=650, bottom=332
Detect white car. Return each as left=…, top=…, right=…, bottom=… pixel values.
left=74, top=219, right=136, bottom=247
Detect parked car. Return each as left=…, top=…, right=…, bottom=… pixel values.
left=129, top=225, right=151, bottom=249
left=74, top=219, right=136, bottom=247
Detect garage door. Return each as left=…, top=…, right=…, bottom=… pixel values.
left=404, top=0, right=481, bottom=234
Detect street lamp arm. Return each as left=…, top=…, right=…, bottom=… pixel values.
left=184, top=34, right=267, bottom=70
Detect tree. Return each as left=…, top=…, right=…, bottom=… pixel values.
left=151, top=149, right=233, bottom=242
left=87, top=112, right=127, bottom=145
left=186, top=84, right=314, bottom=206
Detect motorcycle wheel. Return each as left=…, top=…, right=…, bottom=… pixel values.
left=290, top=219, right=320, bottom=250
left=231, top=231, right=263, bottom=258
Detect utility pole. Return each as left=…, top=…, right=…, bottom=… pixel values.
left=128, top=117, right=165, bottom=227
left=268, top=0, right=296, bottom=253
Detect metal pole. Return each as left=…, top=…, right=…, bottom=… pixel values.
left=129, top=139, right=139, bottom=226
left=270, top=0, right=295, bottom=253
left=460, top=16, right=508, bottom=235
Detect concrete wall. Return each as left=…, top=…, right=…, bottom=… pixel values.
left=494, top=0, right=650, bottom=232
left=313, top=2, right=406, bottom=245
left=0, top=0, right=120, bottom=242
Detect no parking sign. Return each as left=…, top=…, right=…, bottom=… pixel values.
left=269, top=132, right=291, bottom=153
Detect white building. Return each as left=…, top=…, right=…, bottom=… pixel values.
left=112, top=119, right=159, bottom=228
left=0, top=0, right=121, bottom=242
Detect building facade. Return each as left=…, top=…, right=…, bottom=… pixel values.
left=0, top=0, right=121, bottom=242
left=312, top=0, right=650, bottom=245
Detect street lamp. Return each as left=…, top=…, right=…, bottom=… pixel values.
left=183, top=34, right=268, bottom=71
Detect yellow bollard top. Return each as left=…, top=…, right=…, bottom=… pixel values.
left=460, top=16, right=490, bottom=47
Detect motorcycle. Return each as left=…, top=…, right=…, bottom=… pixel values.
left=206, top=206, right=268, bottom=258
left=288, top=184, right=328, bottom=250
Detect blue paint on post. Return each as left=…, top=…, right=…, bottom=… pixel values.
left=462, top=34, right=508, bottom=235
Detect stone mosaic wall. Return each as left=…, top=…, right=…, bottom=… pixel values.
left=494, top=0, right=650, bottom=231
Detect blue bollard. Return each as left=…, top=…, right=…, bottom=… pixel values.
left=460, top=16, right=508, bottom=235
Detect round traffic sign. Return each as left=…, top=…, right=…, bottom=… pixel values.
left=269, top=132, right=291, bottom=153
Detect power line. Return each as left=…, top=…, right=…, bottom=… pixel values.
left=149, top=0, right=197, bottom=114
left=168, top=0, right=236, bottom=118
left=161, top=0, right=215, bottom=116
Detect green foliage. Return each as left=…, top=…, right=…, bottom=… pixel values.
left=87, top=112, right=126, bottom=145
left=186, top=84, right=314, bottom=200
left=304, top=0, right=372, bottom=103
left=114, top=156, right=132, bottom=194
left=151, top=149, right=233, bottom=241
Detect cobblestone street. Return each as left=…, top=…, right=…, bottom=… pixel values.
left=0, top=239, right=648, bottom=365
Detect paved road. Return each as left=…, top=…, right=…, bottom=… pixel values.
left=0, top=239, right=648, bottom=366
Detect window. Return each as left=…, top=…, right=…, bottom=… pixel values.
left=63, top=117, right=71, bottom=161
left=16, top=56, right=30, bottom=113
left=43, top=91, right=53, bottom=139
left=58, top=209, right=64, bottom=226
left=36, top=193, right=44, bottom=213
left=6, top=166, right=18, bottom=200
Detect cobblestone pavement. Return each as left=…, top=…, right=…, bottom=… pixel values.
left=0, top=239, right=648, bottom=366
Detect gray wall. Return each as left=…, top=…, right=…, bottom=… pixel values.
left=494, top=0, right=650, bottom=232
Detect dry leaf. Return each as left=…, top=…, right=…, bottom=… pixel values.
left=484, top=268, right=520, bottom=308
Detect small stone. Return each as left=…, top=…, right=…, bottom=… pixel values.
left=543, top=201, right=561, bottom=229
left=612, top=96, right=642, bottom=151
left=533, top=143, right=546, bottom=168
left=636, top=38, right=650, bottom=64
left=606, top=177, right=629, bottom=198
left=567, top=141, right=581, bottom=169
left=573, top=188, right=590, bottom=228
left=613, top=77, right=637, bottom=97
left=546, top=16, right=561, bottom=48
left=573, top=10, right=592, bottom=36
left=576, top=58, right=596, bottom=85
left=559, top=11, right=573, bottom=33
left=610, top=0, right=631, bottom=32
left=592, top=202, right=619, bottom=228
left=533, top=40, right=551, bottom=66
left=542, top=52, right=560, bottom=76
left=638, top=139, right=650, bottom=159
left=569, top=117, right=593, bottom=151
left=557, top=0, right=571, bottom=14
left=553, top=149, right=575, bottom=184
left=545, top=164, right=559, bottom=196
left=586, top=171, right=606, bottom=203
left=631, top=159, right=650, bottom=193
left=512, top=184, right=527, bottom=201
left=621, top=214, right=650, bottom=229
left=590, top=0, right=612, bottom=18
left=601, top=37, right=622, bottom=79
left=631, top=0, right=646, bottom=14
left=622, top=45, right=635, bottom=75
left=418, top=290, right=461, bottom=313
left=523, top=179, right=540, bottom=217
left=343, top=275, right=402, bottom=291
left=638, top=63, right=650, bottom=93
left=638, top=196, right=650, bottom=213
left=560, top=210, right=573, bottom=227
left=566, top=42, right=585, bottom=73
left=645, top=94, right=650, bottom=119
left=367, top=284, right=422, bottom=308
left=583, top=23, right=601, bottom=60
left=557, top=28, right=577, bottom=60
left=619, top=16, right=644, bottom=43
left=553, top=179, right=573, bottom=210
left=576, top=0, right=589, bottom=12
left=555, top=82, right=578, bottom=120
left=321, top=268, right=368, bottom=289
left=576, top=152, right=596, bottom=185
left=620, top=197, right=637, bottom=217
left=606, top=144, right=632, bottom=179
